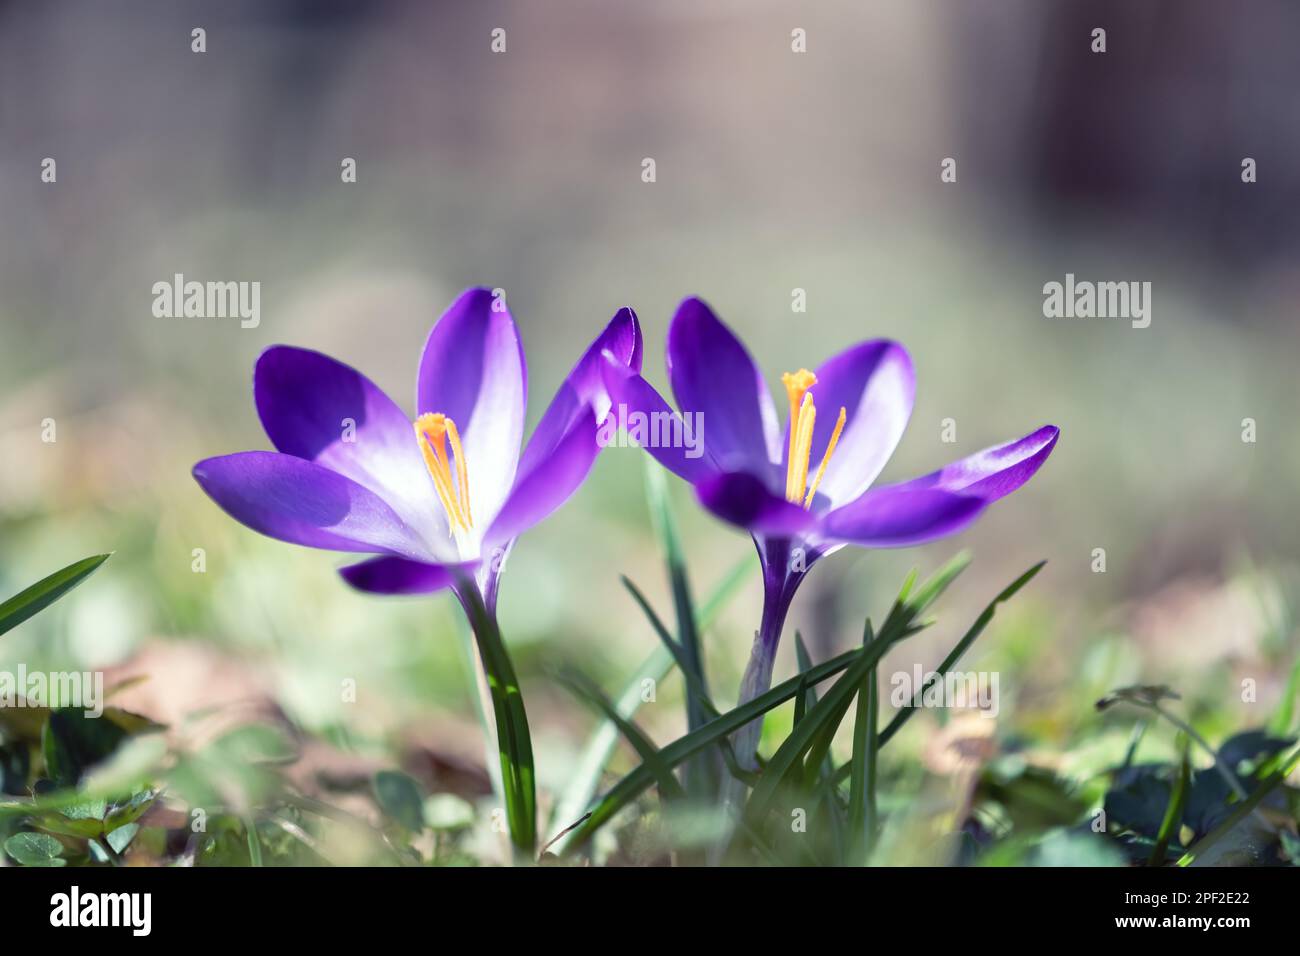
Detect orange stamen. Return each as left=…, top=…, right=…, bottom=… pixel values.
left=804, top=405, right=847, bottom=507
left=781, top=368, right=818, bottom=483
left=780, top=368, right=848, bottom=509
left=789, top=394, right=816, bottom=502
left=414, top=412, right=473, bottom=532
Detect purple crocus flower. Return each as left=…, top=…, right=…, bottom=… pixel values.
left=193, top=286, right=642, bottom=854
left=603, top=297, right=1057, bottom=767
left=194, top=287, right=640, bottom=606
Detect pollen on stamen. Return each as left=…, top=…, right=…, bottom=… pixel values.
left=781, top=369, right=818, bottom=413
left=781, top=369, right=819, bottom=503
left=414, top=412, right=473, bottom=532
left=778, top=368, right=847, bottom=509
left=792, top=395, right=816, bottom=502
left=804, top=405, right=847, bottom=508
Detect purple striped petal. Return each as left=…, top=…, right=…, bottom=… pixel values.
left=339, top=555, right=462, bottom=595
left=601, top=357, right=719, bottom=485
left=485, top=405, right=601, bottom=548
left=517, top=307, right=641, bottom=479
left=820, top=487, right=987, bottom=547
left=193, top=451, right=431, bottom=558
left=666, top=298, right=781, bottom=479
left=885, top=425, right=1060, bottom=501
left=696, top=471, right=818, bottom=537
left=254, top=346, right=444, bottom=543
left=417, top=288, right=527, bottom=528
left=797, top=341, right=914, bottom=511
left=819, top=425, right=1059, bottom=547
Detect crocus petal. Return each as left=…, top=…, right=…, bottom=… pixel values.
left=797, top=340, right=914, bottom=510
left=417, top=287, right=527, bottom=528
left=666, top=297, right=782, bottom=480
left=484, top=406, right=601, bottom=549
left=601, top=356, right=719, bottom=485
left=193, top=452, right=431, bottom=558
left=820, top=487, right=987, bottom=547
left=254, top=346, right=445, bottom=544
left=578, top=306, right=643, bottom=421
left=339, top=555, right=462, bottom=595
left=696, top=471, right=818, bottom=537
left=883, top=425, right=1060, bottom=501
left=517, top=307, right=641, bottom=479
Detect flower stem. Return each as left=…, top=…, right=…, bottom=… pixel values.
left=730, top=538, right=801, bottom=774
left=454, top=580, right=537, bottom=859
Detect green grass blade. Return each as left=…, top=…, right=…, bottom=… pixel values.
left=796, top=632, right=848, bottom=862
left=645, top=460, right=719, bottom=799
left=896, top=567, right=919, bottom=604
left=1175, top=745, right=1300, bottom=867
left=244, top=815, right=264, bottom=867
left=742, top=639, right=886, bottom=829
left=546, top=559, right=751, bottom=847
left=798, top=695, right=855, bottom=789
left=792, top=631, right=813, bottom=728
left=792, top=676, right=809, bottom=728
left=713, top=733, right=762, bottom=787
left=645, top=460, right=711, bottom=719
left=1149, top=737, right=1191, bottom=865
left=558, top=673, right=684, bottom=801
left=547, top=644, right=674, bottom=850
left=621, top=576, right=698, bottom=690
left=827, top=561, right=1046, bottom=790
left=794, top=632, right=839, bottom=780
left=800, top=623, right=874, bottom=791
left=1268, top=651, right=1300, bottom=736
left=905, top=551, right=972, bottom=617
left=0, top=553, right=112, bottom=638
left=559, top=648, right=862, bottom=855
left=793, top=633, right=818, bottom=703
left=562, top=556, right=1043, bottom=854
left=879, top=561, right=1045, bottom=749
left=848, top=625, right=880, bottom=863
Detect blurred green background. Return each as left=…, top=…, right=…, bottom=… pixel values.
left=1, top=1, right=1297, bottom=860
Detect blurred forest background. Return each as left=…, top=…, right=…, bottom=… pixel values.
left=1, top=1, right=1297, bottom=858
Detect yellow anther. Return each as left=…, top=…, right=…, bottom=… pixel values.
left=780, top=369, right=847, bottom=509
left=414, top=412, right=473, bottom=531
left=804, top=405, right=846, bottom=508
left=781, top=368, right=818, bottom=481
left=444, top=417, right=472, bottom=528
left=787, top=393, right=816, bottom=502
